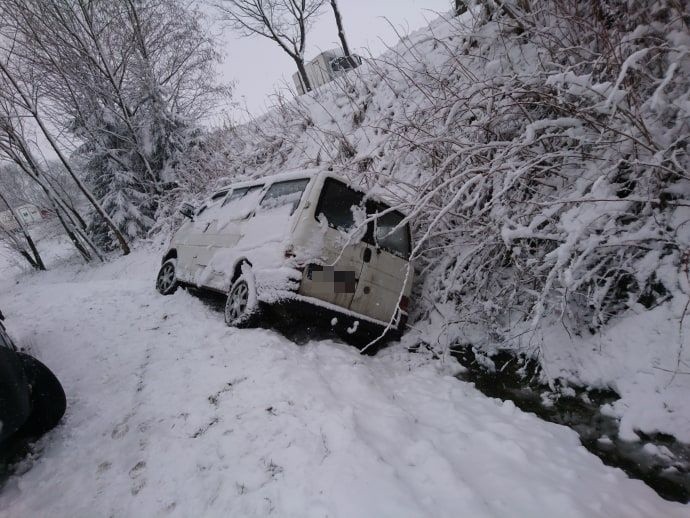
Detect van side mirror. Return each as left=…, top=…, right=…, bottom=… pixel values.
left=180, top=203, right=195, bottom=220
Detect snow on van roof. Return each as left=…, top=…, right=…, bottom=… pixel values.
left=215, top=168, right=410, bottom=216
left=217, top=168, right=324, bottom=192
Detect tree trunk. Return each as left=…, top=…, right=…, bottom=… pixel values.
left=2, top=138, right=101, bottom=262
left=294, top=57, right=312, bottom=92
left=53, top=208, right=93, bottom=262
left=330, top=0, right=355, bottom=66
left=0, top=190, right=46, bottom=270
left=23, top=231, right=45, bottom=270
left=18, top=250, right=39, bottom=270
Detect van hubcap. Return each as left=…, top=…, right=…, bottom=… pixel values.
left=157, top=264, right=175, bottom=292
left=227, top=282, right=249, bottom=321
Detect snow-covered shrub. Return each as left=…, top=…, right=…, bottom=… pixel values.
left=362, top=1, right=690, bottom=362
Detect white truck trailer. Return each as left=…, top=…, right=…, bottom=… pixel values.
left=292, top=48, right=363, bottom=95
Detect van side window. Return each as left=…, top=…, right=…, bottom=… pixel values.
left=259, top=179, right=310, bottom=215
left=318, top=179, right=411, bottom=259
left=371, top=206, right=411, bottom=259
left=211, top=190, right=228, bottom=201
left=223, top=188, right=246, bottom=207
left=196, top=190, right=228, bottom=218
left=219, top=184, right=264, bottom=221
left=315, top=178, right=364, bottom=231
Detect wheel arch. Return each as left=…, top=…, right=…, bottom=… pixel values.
left=232, top=258, right=253, bottom=283
left=162, top=249, right=178, bottom=264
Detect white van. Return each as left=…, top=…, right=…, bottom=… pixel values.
left=156, top=170, right=413, bottom=339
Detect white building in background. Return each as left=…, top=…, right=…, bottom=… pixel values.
left=292, top=49, right=363, bottom=95
left=0, top=204, right=42, bottom=230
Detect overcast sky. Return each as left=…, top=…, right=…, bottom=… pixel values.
left=215, top=0, right=451, bottom=119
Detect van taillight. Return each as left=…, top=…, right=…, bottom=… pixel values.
left=399, top=296, right=410, bottom=312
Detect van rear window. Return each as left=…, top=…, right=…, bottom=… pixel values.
left=315, top=178, right=364, bottom=231
left=316, top=178, right=411, bottom=259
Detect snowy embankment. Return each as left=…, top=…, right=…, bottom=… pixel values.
left=0, top=250, right=687, bottom=516
left=185, top=5, right=690, bottom=445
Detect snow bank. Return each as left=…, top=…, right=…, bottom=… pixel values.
left=0, top=249, right=687, bottom=516
left=171, top=2, right=690, bottom=443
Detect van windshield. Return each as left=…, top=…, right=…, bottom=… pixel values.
left=316, top=178, right=411, bottom=259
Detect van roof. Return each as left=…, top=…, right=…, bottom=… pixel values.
left=217, top=168, right=324, bottom=192
left=216, top=169, right=409, bottom=216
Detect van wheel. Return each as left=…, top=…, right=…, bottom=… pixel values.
left=225, top=274, right=261, bottom=328
left=156, top=259, right=178, bottom=295
left=17, top=353, right=66, bottom=438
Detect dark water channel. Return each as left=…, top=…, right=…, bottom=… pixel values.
left=448, top=344, right=690, bottom=504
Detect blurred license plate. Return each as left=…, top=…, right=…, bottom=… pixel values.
left=307, top=265, right=356, bottom=294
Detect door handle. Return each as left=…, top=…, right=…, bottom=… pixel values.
left=363, top=248, right=372, bottom=263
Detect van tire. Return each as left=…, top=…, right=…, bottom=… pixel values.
left=156, top=259, right=179, bottom=295
left=225, top=274, right=261, bottom=328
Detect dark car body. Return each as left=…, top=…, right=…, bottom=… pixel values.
left=0, top=311, right=65, bottom=445
left=0, top=317, right=31, bottom=443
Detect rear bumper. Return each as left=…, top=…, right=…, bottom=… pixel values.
left=261, top=290, right=406, bottom=332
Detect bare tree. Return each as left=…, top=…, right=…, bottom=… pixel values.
left=329, top=1, right=353, bottom=63
left=0, top=56, right=131, bottom=255
left=0, top=86, right=102, bottom=262
left=0, top=188, right=45, bottom=270
left=215, top=0, right=325, bottom=92
left=0, top=0, right=226, bottom=251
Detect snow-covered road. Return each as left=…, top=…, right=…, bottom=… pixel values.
left=0, top=248, right=687, bottom=517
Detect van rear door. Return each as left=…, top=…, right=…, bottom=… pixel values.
left=298, top=178, right=368, bottom=310
left=349, top=203, right=412, bottom=325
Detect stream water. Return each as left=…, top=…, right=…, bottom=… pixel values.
left=447, top=344, right=690, bottom=503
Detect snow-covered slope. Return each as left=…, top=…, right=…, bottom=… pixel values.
left=0, top=248, right=687, bottom=516
left=164, top=3, right=690, bottom=443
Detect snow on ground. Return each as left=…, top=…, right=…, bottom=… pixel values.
left=0, top=243, right=23, bottom=283
left=0, top=247, right=688, bottom=517
left=538, top=303, right=690, bottom=444
left=0, top=221, right=79, bottom=284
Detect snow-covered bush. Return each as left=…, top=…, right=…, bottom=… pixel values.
left=361, top=1, right=690, bottom=361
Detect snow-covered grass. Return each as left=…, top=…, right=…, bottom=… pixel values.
left=0, top=248, right=688, bottom=516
